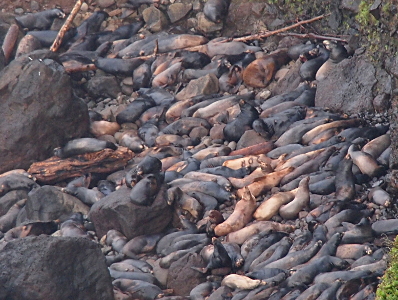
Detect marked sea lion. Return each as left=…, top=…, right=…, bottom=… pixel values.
left=15, top=8, right=65, bottom=31
left=225, top=221, right=295, bottom=245
left=53, top=137, right=117, bottom=158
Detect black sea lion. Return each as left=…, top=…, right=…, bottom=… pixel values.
left=129, top=173, right=164, bottom=206
left=15, top=8, right=65, bottom=31
left=53, top=138, right=117, bottom=159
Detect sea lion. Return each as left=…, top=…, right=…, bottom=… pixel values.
left=121, top=233, right=163, bottom=257
left=125, top=156, right=162, bottom=187
left=167, top=186, right=203, bottom=220
left=214, top=187, right=256, bottom=237
left=15, top=8, right=65, bottom=31
left=2, top=24, right=19, bottom=64
left=189, top=282, right=220, bottom=300
left=250, top=237, right=292, bottom=271
left=94, top=57, right=145, bottom=76
left=335, top=154, right=356, bottom=201
left=253, top=190, right=296, bottom=221
left=243, top=49, right=291, bottom=88
left=129, top=173, right=164, bottom=206
left=316, top=40, right=348, bottom=81
left=105, top=229, right=128, bottom=253
left=348, top=144, right=386, bottom=178
left=221, top=274, right=265, bottom=290
left=299, top=46, right=330, bottom=81
left=53, top=137, right=117, bottom=159
left=279, top=177, right=310, bottom=220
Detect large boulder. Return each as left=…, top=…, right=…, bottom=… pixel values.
left=315, top=54, right=377, bottom=114
left=0, top=236, right=114, bottom=300
left=16, top=185, right=89, bottom=225
left=89, top=185, right=172, bottom=239
left=0, top=50, right=89, bottom=174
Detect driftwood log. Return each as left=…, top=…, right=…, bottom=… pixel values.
left=28, top=147, right=134, bottom=184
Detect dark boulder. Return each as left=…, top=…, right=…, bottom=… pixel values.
left=0, top=236, right=114, bottom=300
left=89, top=185, right=172, bottom=239
left=0, top=50, right=89, bottom=174
left=167, top=253, right=207, bottom=296
left=315, top=54, right=377, bottom=114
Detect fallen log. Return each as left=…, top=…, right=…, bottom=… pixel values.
left=28, top=146, right=134, bottom=184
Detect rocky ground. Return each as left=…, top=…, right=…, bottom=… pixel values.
left=0, top=0, right=398, bottom=299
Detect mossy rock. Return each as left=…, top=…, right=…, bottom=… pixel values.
left=376, top=236, right=398, bottom=299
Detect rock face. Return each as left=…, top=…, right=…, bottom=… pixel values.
left=89, top=185, right=172, bottom=239
left=315, top=55, right=377, bottom=114
left=167, top=253, right=207, bottom=296
left=17, top=185, right=89, bottom=225
left=0, top=236, right=114, bottom=300
left=0, top=50, right=89, bottom=174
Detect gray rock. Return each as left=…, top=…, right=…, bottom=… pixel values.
left=17, top=185, right=89, bottom=225
left=0, top=236, right=114, bottom=300
left=168, top=3, right=192, bottom=23
left=236, top=130, right=268, bottom=150
left=176, top=73, right=219, bottom=100
left=0, top=50, right=89, bottom=174
left=373, top=93, right=391, bottom=112
left=167, top=252, right=207, bottom=296
left=30, top=0, right=40, bottom=11
left=98, top=0, right=115, bottom=8
left=385, top=56, right=398, bottom=78
left=340, top=0, right=362, bottom=13
left=315, top=55, right=377, bottom=114
left=0, top=48, right=5, bottom=72
left=89, top=185, right=172, bottom=240
left=197, top=12, right=223, bottom=33
left=143, top=6, right=169, bottom=32
left=86, top=75, right=122, bottom=99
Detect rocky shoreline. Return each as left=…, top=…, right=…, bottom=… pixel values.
left=0, top=1, right=396, bottom=299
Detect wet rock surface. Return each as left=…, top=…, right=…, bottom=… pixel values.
left=0, top=236, right=113, bottom=300
left=0, top=0, right=397, bottom=299
left=0, top=50, right=89, bottom=174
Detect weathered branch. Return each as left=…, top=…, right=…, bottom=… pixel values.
left=50, top=0, right=83, bottom=52
left=277, top=32, right=348, bottom=43
left=231, top=14, right=329, bottom=43
left=28, top=147, right=134, bottom=184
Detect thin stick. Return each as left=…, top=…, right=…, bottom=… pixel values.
left=50, top=0, right=84, bottom=52
left=230, top=14, right=328, bottom=43
left=278, top=32, right=348, bottom=43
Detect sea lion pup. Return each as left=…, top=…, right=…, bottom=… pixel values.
left=129, top=173, right=164, bottom=206
left=243, top=49, right=291, bottom=88
left=192, top=238, right=232, bottom=273
left=73, top=11, right=109, bottom=41
left=15, top=8, right=65, bottom=31
left=204, top=0, right=231, bottom=23
left=221, top=274, right=265, bottom=290
left=348, top=144, right=386, bottom=178
left=105, top=229, right=128, bottom=253
left=53, top=137, right=117, bottom=159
